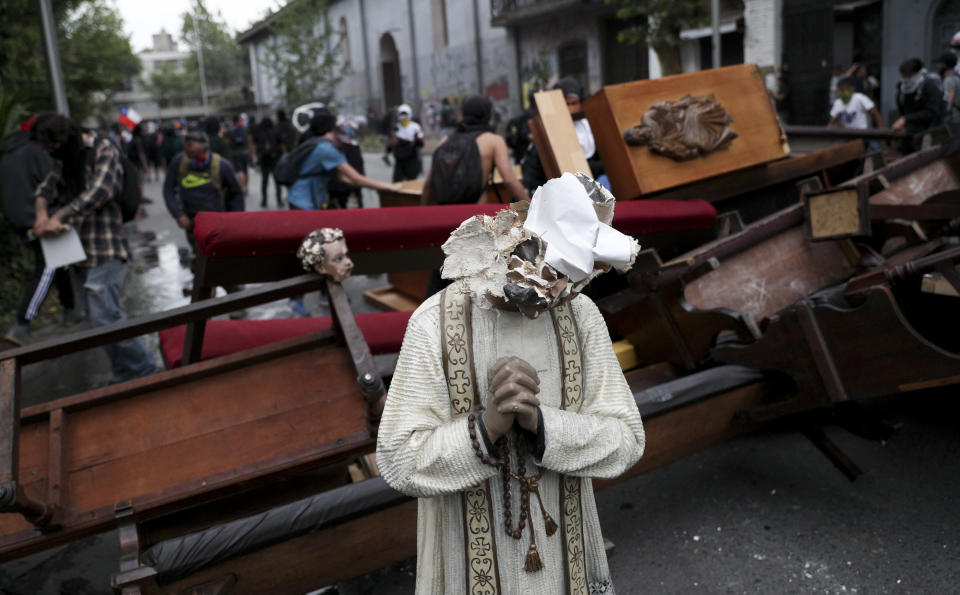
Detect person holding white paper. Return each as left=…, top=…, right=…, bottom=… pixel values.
left=32, top=114, right=157, bottom=384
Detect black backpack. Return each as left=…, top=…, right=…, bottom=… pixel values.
left=98, top=138, right=141, bottom=222
left=116, top=156, right=142, bottom=222
left=274, top=137, right=321, bottom=186
left=427, top=131, right=485, bottom=204
left=229, top=124, right=247, bottom=147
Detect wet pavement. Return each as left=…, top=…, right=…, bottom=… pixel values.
left=2, top=155, right=960, bottom=593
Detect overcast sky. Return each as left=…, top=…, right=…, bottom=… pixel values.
left=113, top=0, right=279, bottom=52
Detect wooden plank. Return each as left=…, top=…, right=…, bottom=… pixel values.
left=683, top=226, right=857, bottom=322
left=46, top=409, right=64, bottom=509
left=870, top=158, right=960, bottom=206
left=595, top=381, right=772, bottom=488
left=62, top=348, right=364, bottom=511
left=648, top=140, right=863, bottom=202
left=0, top=343, right=374, bottom=559
left=147, top=500, right=419, bottom=595
left=533, top=89, right=591, bottom=176
left=20, top=332, right=336, bottom=422
left=0, top=360, right=19, bottom=485
left=584, top=64, right=789, bottom=197
left=362, top=287, right=421, bottom=312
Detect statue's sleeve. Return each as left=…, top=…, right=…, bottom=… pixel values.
left=376, top=301, right=499, bottom=498
left=538, top=296, right=645, bottom=479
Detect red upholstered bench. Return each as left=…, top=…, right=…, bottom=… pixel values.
left=159, top=310, right=413, bottom=369
left=192, top=200, right=717, bottom=261
left=181, top=201, right=716, bottom=365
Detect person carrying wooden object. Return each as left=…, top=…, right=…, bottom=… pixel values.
left=421, top=95, right=528, bottom=206
left=378, top=173, right=644, bottom=594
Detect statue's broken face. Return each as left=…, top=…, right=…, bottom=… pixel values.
left=315, top=238, right=353, bottom=282
left=502, top=236, right=573, bottom=319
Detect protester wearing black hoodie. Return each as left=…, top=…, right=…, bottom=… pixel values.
left=1, top=116, right=78, bottom=346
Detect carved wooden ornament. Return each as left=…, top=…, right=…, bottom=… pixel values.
left=623, top=93, right=738, bottom=161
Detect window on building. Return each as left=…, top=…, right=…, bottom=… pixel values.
left=558, top=40, right=588, bottom=91
left=339, top=17, right=351, bottom=69
left=432, top=0, right=449, bottom=51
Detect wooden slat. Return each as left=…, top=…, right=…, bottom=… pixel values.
left=0, top=360, right=19, bottom=485
left=46, top=409, right=64, bottom=508
left=648, top=141, right=863, bottom=202
left=533, top=89, right=591, bottom=176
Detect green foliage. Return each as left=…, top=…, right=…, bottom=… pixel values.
left=143, top=61, right=200, bottom=108
left=0, top=90, right=27, bottom=138
left=0, top=0, right=139, bottom=121
left=61, top=1, right=141, bottom=121
left=0, top=217, right=33, bottom=334
left=180, top=0, right=251, bottom=108
left=262, top=0, right=345, bottom=107
left=523, top=49, right=553, bottom=91
left=606, top=0, right=709, bottom=75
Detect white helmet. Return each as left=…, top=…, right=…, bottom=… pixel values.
left=397, top=104, right=412, bottom=118
left=951, top=30, right=960, bottom=48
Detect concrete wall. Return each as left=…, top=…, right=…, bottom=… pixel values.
left=743, top=0, right=781, bottom=70
left=515, top=14, right=604, bottom=94
left=243, top=0, right=520, bottom=124
left=881, top=0, right=941, bottom=121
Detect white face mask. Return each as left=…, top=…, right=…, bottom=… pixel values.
left=81, top=131, right=96, bottom=147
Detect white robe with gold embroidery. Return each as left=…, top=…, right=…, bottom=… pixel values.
left=377, top=291, right=645, bottom=595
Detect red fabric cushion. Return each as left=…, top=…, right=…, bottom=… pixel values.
left=192, top=200, right=715, bottom=259
left=158, top=311, right=413, bottom=369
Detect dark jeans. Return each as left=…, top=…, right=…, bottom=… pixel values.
left=15, top=236, right=76, bottom=324
left=260, top=158, right=283, bottom=206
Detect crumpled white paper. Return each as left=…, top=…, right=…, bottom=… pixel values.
left=524, top=173, right=636, bottom=282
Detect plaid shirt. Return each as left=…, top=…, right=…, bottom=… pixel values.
left=36, top=136, right=129, bottom=267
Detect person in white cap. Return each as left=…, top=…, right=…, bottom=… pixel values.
left=377, top=173, right=644, bottom=595
left=388, top=103, right=424, bottom=181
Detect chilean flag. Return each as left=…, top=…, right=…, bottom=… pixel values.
left=118, top=106, right=142, bottom=130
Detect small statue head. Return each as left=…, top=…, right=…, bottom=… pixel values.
left=297, top=227, right=353, bottom=282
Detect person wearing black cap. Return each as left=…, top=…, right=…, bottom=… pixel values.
left=421, top=95, right=527, bottom=206
left=287, top=108, right=400, bottom=210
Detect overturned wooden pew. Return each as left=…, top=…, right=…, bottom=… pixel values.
left=175, top=201, right=718, bottom=365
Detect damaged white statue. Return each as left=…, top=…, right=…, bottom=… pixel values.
left=377, top=172, right=646, bottom=595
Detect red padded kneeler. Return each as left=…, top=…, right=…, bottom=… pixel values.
left=158, top=311, right=413, bottom=369
left=192, top=200, right=716, bottom=259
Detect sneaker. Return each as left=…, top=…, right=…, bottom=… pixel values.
left=62, top=308, right=86, bottom=328
left=4, top=323, right=31, bottom=347
left=289, top=298, right=310, bottom=317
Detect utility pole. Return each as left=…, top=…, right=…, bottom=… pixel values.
left=711, top=0, right=721, bottom=69
left=193, top=6, right=210, bottom=116
left=39, top=0, right=69, bottom=116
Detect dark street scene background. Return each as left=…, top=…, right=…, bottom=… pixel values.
left=1, top=0, right=960, bottom=593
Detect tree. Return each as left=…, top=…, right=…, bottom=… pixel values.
left=143, top=61, right=200, bottom=108
left=262, top=0, right=346, bottom=107
left=180, top=0, right=251, bottom=109
left=607, top=0, right=709, bottom=76
left=0, top=0, right=139, bottom=122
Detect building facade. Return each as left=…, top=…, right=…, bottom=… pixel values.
left=112, top=30, right=209, bottom=121
left=239, top=0, right=960, bottom=130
